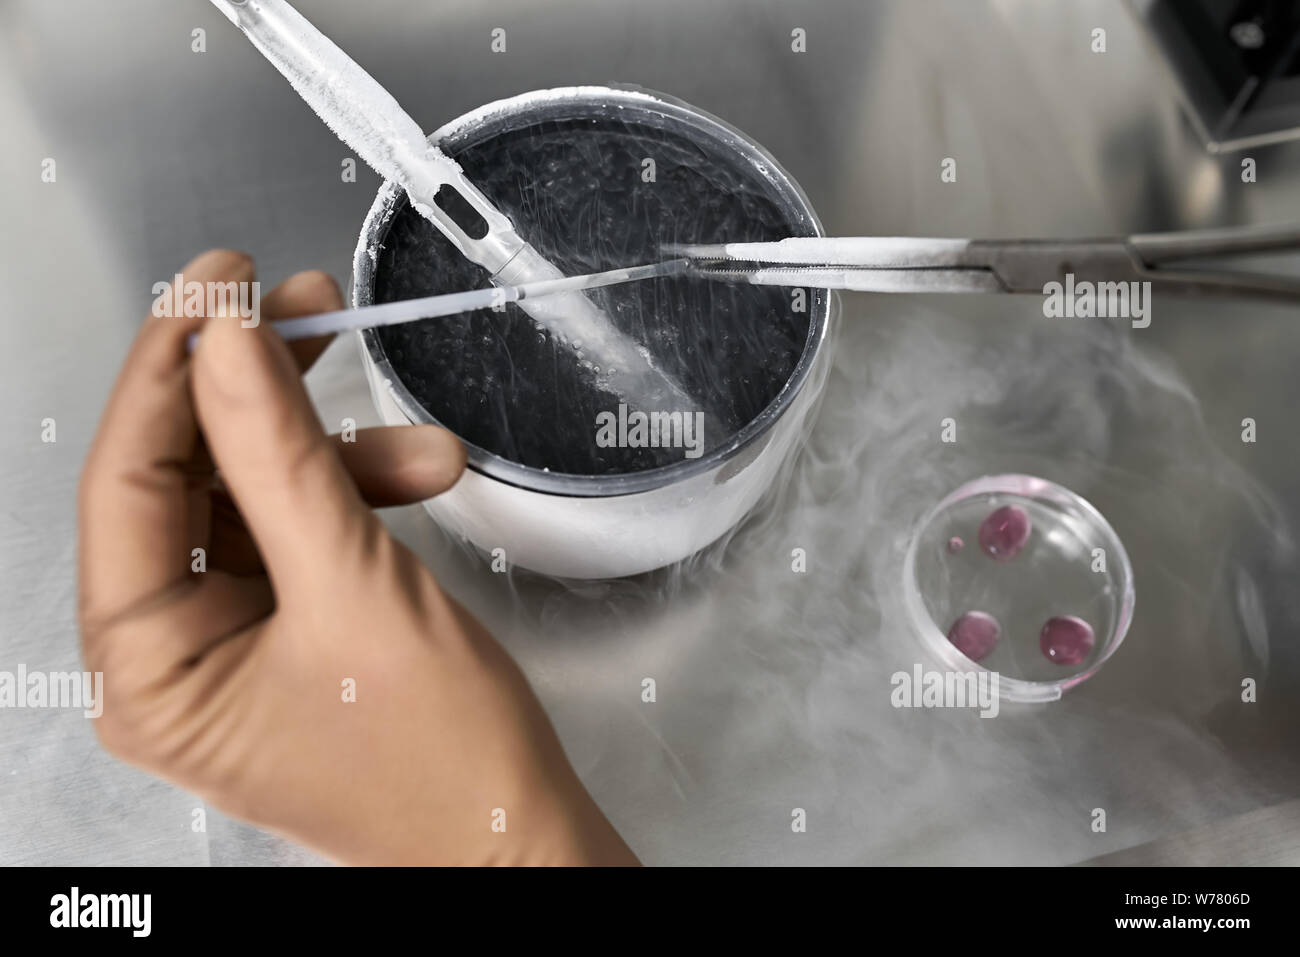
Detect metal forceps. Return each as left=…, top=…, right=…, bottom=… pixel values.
left=669, top=223, right=1300, bottom=302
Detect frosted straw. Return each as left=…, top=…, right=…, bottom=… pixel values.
left=186, top=259, right=691, bottom=350
left=209, top=0, right=700, bottom=410
left=209, top=0, right=519, bottom=270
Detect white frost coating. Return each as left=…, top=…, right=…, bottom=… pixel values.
left=494, top=246, right=699, bottom=409
left=706, top=236, right=973, bottom=267
left=220, top=1, right=477, bottom=247
left=220, top=4, right=693, bottom=409
left=208, top=0, right=240, bottom=26
left=740, top=266, right=1004, bottom=294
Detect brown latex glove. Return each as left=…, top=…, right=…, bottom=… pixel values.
left=78, top=250, right=636, bottom=866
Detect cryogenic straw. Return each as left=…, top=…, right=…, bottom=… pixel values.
left=186, top=259, right=691, bottom=349
left=208, top=0, right=523, bottom=270
left=274, top=259, right=689, bottom=341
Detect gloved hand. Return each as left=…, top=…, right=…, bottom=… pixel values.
left=78, top=249, right=636, bottom=866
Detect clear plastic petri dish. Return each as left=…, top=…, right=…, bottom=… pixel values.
left=902, top=474, right=1135, bottom=702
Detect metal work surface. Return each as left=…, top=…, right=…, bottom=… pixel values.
left=1, top=0, right=1297, bottom=865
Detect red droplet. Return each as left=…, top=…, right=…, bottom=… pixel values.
left=946, top=611, right=1001, bottom=662
left=947, top=536, right=964, bottom=553
left=1039, top=616, right=1096, bottom=666
left=978, top=504, right=1032, bottom=561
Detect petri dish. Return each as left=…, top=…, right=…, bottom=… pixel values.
left=902, top=474, right=1135, bottom=702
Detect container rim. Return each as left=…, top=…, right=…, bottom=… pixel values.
left=354, top=83, right=831, bottom=498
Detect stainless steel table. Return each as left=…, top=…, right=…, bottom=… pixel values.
left=1, top=0, right=1297, bottom=865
